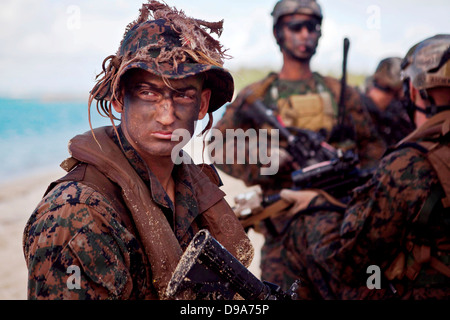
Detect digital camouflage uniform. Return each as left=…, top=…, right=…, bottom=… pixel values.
left=281, top=34, right=450, bottom=299
left=361, top=57, right=414, bottom=147
left=23, top=126, right=252, bottom=299
left=211, top=0, right=385, bottom=287
left=281, top=111, right=450, bottom=299
left=23, top=1, right=253, bottom=300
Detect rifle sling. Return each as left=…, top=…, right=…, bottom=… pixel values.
left=240, top=199, right=290, bottom=229
left=240, top=189, right=346, bottom=229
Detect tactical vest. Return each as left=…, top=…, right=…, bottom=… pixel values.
left=384, top=111, right=450, bottom=291
left=249, top=72, right=339, bottom=133
left=275, top=73, right=338, bottom=133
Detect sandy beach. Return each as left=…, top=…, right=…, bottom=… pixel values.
left=0, top=139, right=264, bottom=300
left=0, top=169, right=64, bottom=300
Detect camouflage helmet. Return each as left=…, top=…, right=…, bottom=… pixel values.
left=271, top=0, right=323, bottom=27
left=401, top=34, right=450, bottom=90
left=91, top=0, right=234, bottom=114
left=372, top=57, right=403, bottom=92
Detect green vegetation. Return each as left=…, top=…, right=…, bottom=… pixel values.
left=324, top=71, right=368, bottom=89
left=229, top=67, right=369, bottom=93
left=229, top=67, right=274, bottom=92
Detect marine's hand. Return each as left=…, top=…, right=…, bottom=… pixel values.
left=279, top=189, right=319, bottom=215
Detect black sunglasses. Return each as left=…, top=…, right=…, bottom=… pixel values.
left=285, top=20, right=321, bottom=33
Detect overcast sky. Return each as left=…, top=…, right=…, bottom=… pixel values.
left=0, top=0, right=449, bottom=99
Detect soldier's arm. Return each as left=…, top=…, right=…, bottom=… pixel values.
left=344, top=86, right=386, bottom=169
left=287, top=147, right=438, bottom=286
left=24, top=182, right=133, bottom=300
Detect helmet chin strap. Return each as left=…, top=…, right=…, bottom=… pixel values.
left=415, top=104, right=450, bottom=116
left=418, top=89, right=450, bottom=116
left=402, top=79, right=416, bottom=125
left=402, top=80, right=450, bottom=125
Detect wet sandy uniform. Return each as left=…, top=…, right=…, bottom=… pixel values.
left=22, top=0, right=254, bottom=300
left=23, top=126, right=253, bottom=299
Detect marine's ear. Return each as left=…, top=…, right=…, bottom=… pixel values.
left=198, top=88, right=211, bottom=120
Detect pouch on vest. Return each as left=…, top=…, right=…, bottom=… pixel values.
left=277, top=91, right=336, bottom=132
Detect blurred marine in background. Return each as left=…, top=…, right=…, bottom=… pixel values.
left=360, top=57, right=415, bottom=148
left=210, top=0, right=385, bottom=286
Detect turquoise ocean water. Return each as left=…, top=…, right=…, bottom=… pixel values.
left=0, top=97, right=112, bottom=184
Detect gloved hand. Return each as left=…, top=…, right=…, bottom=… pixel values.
left=279, top=189, right=319, bottom=215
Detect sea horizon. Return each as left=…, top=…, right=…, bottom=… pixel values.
left=0, top=96, right=115, bottom=184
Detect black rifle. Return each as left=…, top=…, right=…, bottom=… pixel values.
left=290, top=150, right=373, bottom=201
left=250, top=98, right=373, bottom=202
left=338, top=37, right=350, bottom=130
left=251, top=99, right=336, bottom=168
left=166, top=229, right=300, bottom=300
left=329, top=37, right=356, bottom=144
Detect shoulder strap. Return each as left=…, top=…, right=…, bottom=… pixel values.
left=243, top=72, right=278, bottom=105
left=383, top=141, right=429, bottom=158
left=390, top=112, right=450, bottom=208
left=422, top=139, right=450, bottom=208
left=391, top=138, right=450, bottom=211
left=313, top=73, right=339, bottom=115
left=46, top=161, right=135, bottom=234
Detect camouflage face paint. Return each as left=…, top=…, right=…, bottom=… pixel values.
left=118, top=69, right=209, bottom=159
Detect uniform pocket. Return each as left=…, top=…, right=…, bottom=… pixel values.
left=68, top=229, right=132, bottom=298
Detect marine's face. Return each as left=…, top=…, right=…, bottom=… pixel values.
left=114, top=69, right=210, bottom=158
left=279, top=13, right=321, bottom=61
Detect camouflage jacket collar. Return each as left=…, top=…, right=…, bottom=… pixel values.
left=112, top=125, right=200, bottom=236
left=112, top=126, right=172, bottom=210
